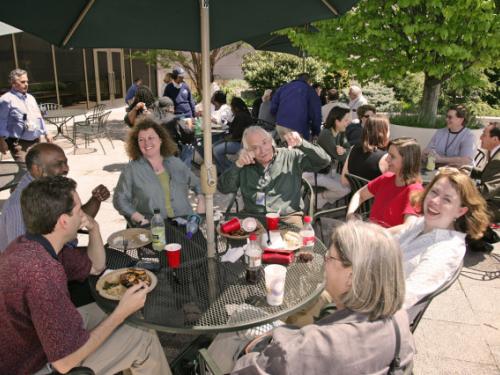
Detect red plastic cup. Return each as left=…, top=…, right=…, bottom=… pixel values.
left=165, top=243, right=181, bottom=268
left=266, top=213, right=280, bottom=230
left=220, top=217, right=241, bottom=234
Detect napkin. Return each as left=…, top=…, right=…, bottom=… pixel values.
left=221, top=246, right=245, bottom=263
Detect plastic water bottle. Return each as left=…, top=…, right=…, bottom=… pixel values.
left=245, top=233, right=262, bottom=284
left=186, top=214, right=201, bottom=239
left=195, top=117, right=203, bottom=136
left=151, top=209, right=165, bottom=251
left=300, top=216, right=315, bottom=253
left=426, top=150, right=436, bottom=171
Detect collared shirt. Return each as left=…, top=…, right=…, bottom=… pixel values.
left=0, top=172, right=33, bottom=252
left=0, top=89, right=47, bottom=140
left=0, top=235, right=91, bottom=374
left=0, top=172, right=78, bottom=252
left=395, top=217, right=466, bottom=308
left=218, top=140, right=331, bottom=215
left=113, top=156, right=201, bottom=221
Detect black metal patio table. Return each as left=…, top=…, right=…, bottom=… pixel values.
left=89, top=214, right=327, bottom=334
left=44, top=108, right=87, bottom=144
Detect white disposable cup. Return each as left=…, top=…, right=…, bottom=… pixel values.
left=264, top=264, right=287, bottom=306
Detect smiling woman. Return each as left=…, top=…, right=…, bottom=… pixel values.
left=113, top=117, right=205, bottom=227
left=394, top=167, right=490, bottom=307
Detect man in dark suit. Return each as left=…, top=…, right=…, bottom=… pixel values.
left=471, top=123, right=500, bottom=222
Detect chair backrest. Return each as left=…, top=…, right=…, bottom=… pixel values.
left=301, top=177, right=315, bottom=218
left=98, top=110, right=111, bottom=126
left=0, top=161, right=26, bottom=192
left=89, top=104, right=106, bottom=118
left=345, top=173, right=372, bottom=218
left=224, top=178, right=313, bottom=216
left=408, top=262, right=463, bottom=333
left=39, top=103, right=61, bottom=111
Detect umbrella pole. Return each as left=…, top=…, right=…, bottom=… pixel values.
left=200, top=0, right=216, bottom=257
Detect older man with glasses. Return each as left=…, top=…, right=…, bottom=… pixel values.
left=218, top=126, right=330, bottom=227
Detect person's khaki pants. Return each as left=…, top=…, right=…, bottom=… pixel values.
left=34, top=303, right=171, bottom=375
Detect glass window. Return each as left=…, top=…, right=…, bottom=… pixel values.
left=85, top=49, right=97, bottom=104
left=15, top=33, right=56, bottom=104
left=0, top=34, right=15, bottom=95
left=54, top=47, right=87, bottom=106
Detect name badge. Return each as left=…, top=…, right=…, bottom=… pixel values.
left=256, top=192, right=265, bottom=206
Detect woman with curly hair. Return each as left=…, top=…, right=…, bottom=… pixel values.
left=113, top=117, right=205, bottom=226
left=394, top=167, right=490, bottom=307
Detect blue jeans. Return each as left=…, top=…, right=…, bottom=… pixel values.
left=180, top=144, right=194, bottom=168
left=213, top=141, right=242, bottom=174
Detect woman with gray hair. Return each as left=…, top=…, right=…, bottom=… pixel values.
left=211, top=221, right=414, bottom=374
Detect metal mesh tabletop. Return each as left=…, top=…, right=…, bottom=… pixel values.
left=89, top=215, right=327, bottom=334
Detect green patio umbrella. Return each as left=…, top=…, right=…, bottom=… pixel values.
left=0, top=0, right=358, bottom=256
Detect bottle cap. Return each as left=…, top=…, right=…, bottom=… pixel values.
left=154, top=208, right=160, bottom=214
left=186, top=232, right=193, bottom=240
left=249, top=233, right=257, bottom=241
left=304, top=216, right=312, bottom=223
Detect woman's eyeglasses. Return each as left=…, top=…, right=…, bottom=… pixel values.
left=324, top=253, right=342, bottom=263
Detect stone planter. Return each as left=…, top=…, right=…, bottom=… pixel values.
left=389, top=123, right=483, bottom=148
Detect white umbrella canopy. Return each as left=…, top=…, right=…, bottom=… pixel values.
left=0, top=0, right=359, bottom=256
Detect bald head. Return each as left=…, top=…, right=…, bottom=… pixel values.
left=26, top=143, right=69, bottom=178
left=349, top=85, right=362, bottom=100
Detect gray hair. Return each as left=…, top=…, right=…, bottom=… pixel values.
left=330, top=221, right=405, bottom=320
left=9, top=68, right=28, bottom=84
left=349, top=85, right=362, bottom=96
left=241, top=126, right=275, bottom=150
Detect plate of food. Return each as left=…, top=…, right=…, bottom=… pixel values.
left=261, top=230, right=302, bottom=252
left=96, top=268, right=158, bottom=301
left=281, top=230, right=302, bottom=251
left=107, top=228, right=151, bottom=250
left=216, top=217, right=265, bottom=240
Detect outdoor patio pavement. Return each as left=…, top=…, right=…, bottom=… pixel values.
left=1, top=105, right=499, bottom=374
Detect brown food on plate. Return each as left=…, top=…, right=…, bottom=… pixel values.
left=119, top=268, right=152, bottom=288
left=297, top=251, right=314, bottom=263
left=229, top=228, right=247, bottom=236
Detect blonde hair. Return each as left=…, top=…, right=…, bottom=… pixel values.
left=412, top=168, right=490, bottom=239
left=330, top=221, right=405, bottom=320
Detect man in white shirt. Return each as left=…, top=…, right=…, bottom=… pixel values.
left=348, top=85, right=368, bottom=123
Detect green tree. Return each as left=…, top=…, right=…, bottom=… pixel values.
left=241, top=51, right=328, bottom=92
left=290, top=0, right=500, bottom=125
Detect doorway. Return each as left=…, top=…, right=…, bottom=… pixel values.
left=93, top=49, right=126, bottom=105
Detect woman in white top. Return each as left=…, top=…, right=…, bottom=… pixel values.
left=394, top=167, right=489, bottom=307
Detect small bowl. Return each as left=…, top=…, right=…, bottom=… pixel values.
left=242, top=217, right=257, bottom=232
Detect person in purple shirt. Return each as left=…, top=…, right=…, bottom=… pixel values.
left=271, top=73, right=322, bottom=141
left=0, top=68, right=52, bottom=161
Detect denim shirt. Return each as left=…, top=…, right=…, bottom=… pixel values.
left=113, top=156, right=201, bottom=221
left=0, top=90, right=46, bottom=140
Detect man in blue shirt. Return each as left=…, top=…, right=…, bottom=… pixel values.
left=125, top=77, right=142, bottom=105
left=163, top=67, right=196, bottom=118
left=0, top=143, right=110, bottom=252
left=0, top=69, right=52, bottom=161
left=271, top=73, right=322, bottom=141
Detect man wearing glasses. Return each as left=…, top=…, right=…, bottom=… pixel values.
left=218, top=126, right=330, bottom=227
left=422, top=105, right=476, bottom=167
left=0, top=69, right=52, bottom=162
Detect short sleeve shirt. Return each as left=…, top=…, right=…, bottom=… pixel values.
left=426, top=127, right=476, bottom=162
left=368, top=173, right=423, bottom=227
left=0, top=235, right=91, bottom=374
